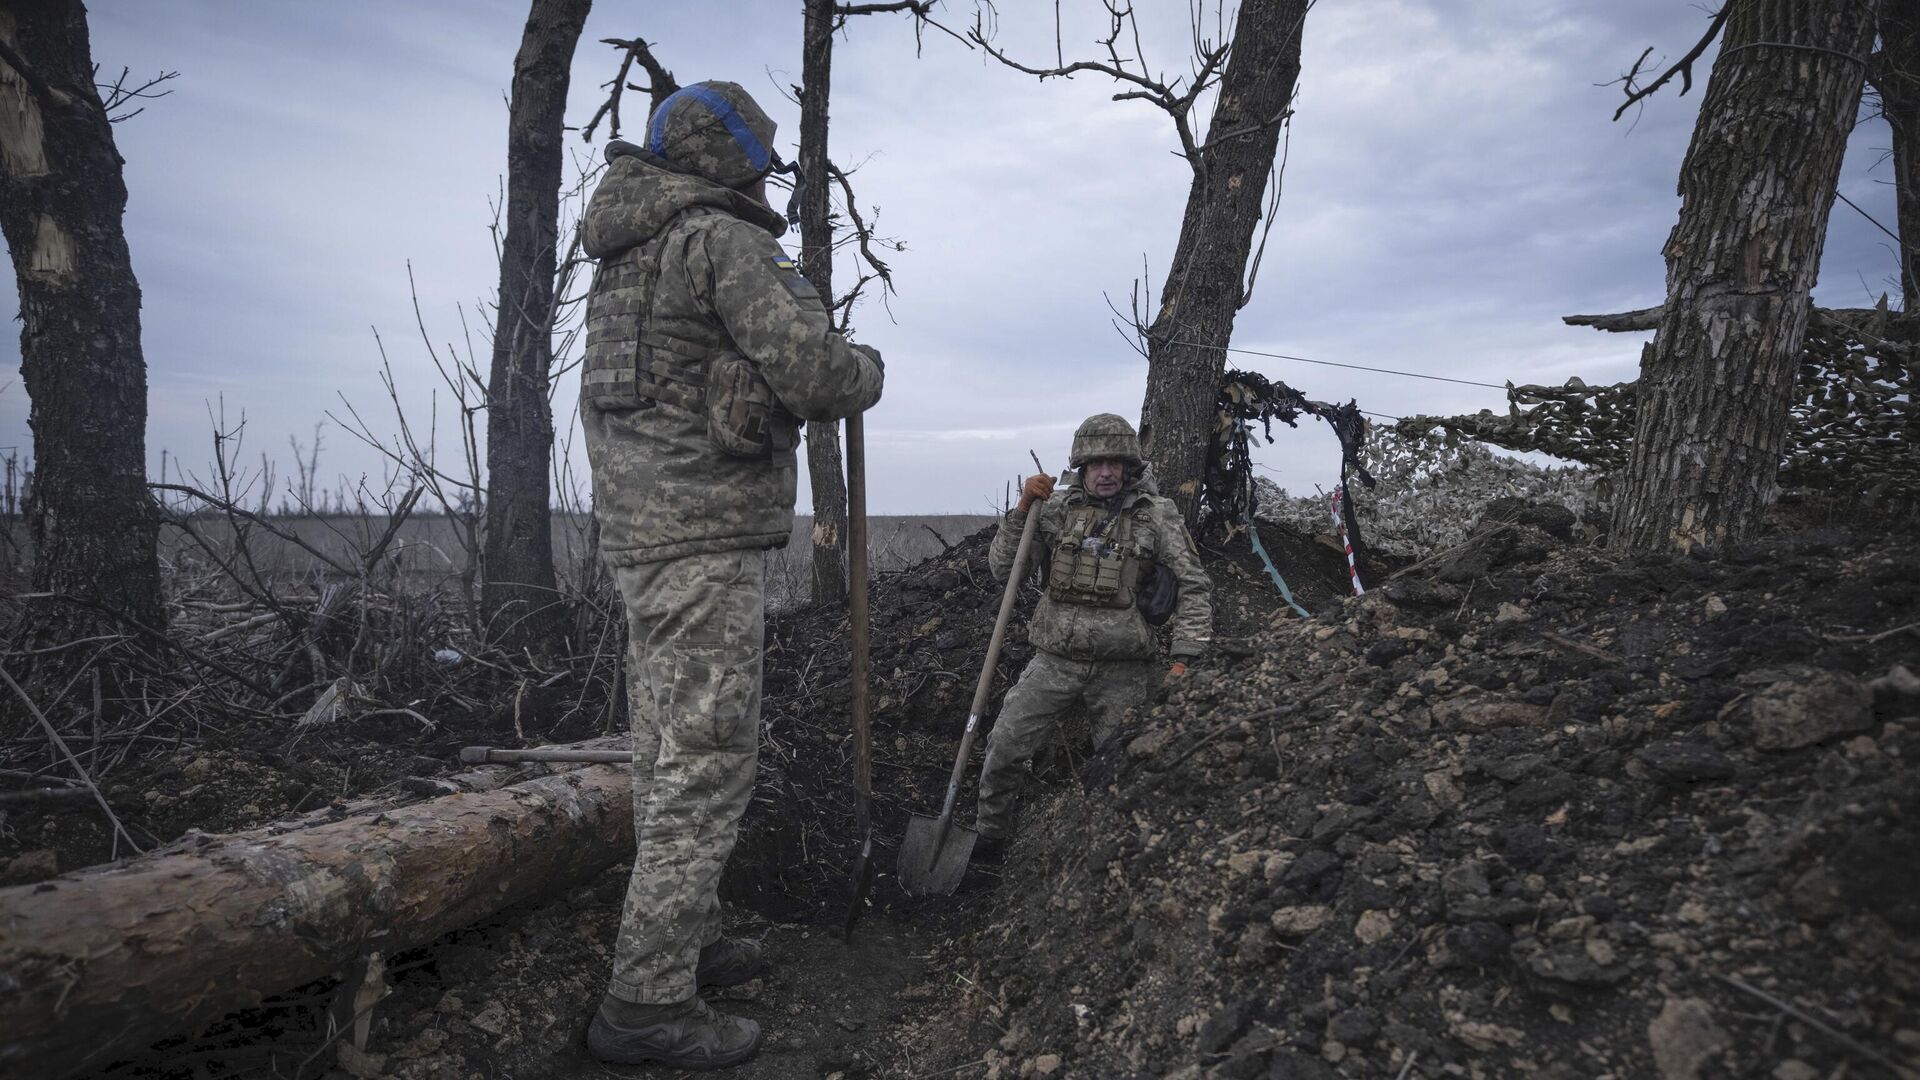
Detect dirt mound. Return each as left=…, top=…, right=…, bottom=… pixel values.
left=896, top=515, right=1920, bottom=1079
left=728, top=520, right=1356, bottom=923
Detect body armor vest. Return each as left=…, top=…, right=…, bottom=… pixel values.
left=582, top=211, right=797, bottom=457
left=1047, top=503, right=1147, bottom=609
left=583, top=212, right=709, bottom=412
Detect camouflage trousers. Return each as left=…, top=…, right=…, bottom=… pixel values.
left=607, top=549, right=765, bottom=1005
left=974, top=650, right=1159, bottom=840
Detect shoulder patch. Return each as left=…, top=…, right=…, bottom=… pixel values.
left=768, top=249, right=820, bottom=302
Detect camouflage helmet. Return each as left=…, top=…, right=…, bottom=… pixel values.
left=1069, top=413, right=1144, bottom=468
left=645, top=81, right=777, bottom=191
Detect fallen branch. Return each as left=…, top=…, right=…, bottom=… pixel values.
left=0, top=665, right=142, bottom=856
left=0, top=755, right=637, bottom=1079
left=1714, top=973, right=1909, bottom=1078
left=0, top=786, right=93, bottom=806
left=1820, top=621, right=1919, bottom=645
left=1538, top=630, right=1623, bottom=666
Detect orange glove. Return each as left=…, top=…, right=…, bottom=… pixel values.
left=1169, top=661, right=1189, bottom=678
left=1017, top=473, right=1056, bottom=512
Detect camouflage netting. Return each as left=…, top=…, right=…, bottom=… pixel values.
left=1394, top=307, right=1919, bottom=502
left=1208, top=370, right=1602, bottom=559
left=1206, top=369, right=1373, bottom=543
left=1254, top=427, right=1603, bottom=558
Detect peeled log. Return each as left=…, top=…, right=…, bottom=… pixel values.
left=0, top=764, right=634, bottom=1078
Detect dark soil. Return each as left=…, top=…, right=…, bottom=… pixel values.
left=887, top=514, right=1920, bottom=1080
left=12, top=508, right=1919, bottom=1080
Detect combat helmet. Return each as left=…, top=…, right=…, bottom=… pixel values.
left=645, top=81, right=778, bottom=190
left=1069, top=413, right=1144, bottom=468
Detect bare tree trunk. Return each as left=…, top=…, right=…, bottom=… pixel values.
left=1613, top=0, right=1880, bottom=553
left=798, top=0, right=850, bottom=604
left=1873, top=0, right=1920, bottom=312
left=0, top=761, right=635, bottom=1080
left=0, top=2, right=163, bottom=637
left=1139, top=0, right=1307, bottom=523
left=482, top=0, right=590, bottom=649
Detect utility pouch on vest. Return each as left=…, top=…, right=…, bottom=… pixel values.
left=1047, top=507, right=1140, bottom=609
left=1136, top=562, right=1177, bottom=626
left=706, top=352, right=800, bottom=459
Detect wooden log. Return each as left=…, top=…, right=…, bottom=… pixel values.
left=0, top=763, right=635, bottom=1078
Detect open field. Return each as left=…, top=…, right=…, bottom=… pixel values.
left=92, top=512, right=1001, bottom=611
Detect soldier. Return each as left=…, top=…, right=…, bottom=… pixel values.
left=972, top=413, right=1213, bottom=857
left=578, top=81, right=883, bottom=1069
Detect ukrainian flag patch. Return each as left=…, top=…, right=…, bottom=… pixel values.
left=769, top=251, right=820, bottom=303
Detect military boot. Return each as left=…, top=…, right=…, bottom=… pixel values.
left=697, top=936, right=766, bottom=987
left=587, top=995, right=762, bottom=1069
left=971, top=833, right=1011, bottom=864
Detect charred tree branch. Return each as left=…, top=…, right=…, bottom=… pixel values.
left=1611, top=4, right=1731, bottom=121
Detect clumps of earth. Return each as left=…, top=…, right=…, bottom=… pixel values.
left=730, top=518, right=1360, bottom=922
left=32, top=501, right=1920, bottom=1080
left=892, top=503, right=1920, bottom=1079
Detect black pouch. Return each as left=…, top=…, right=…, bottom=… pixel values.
left=706, top=352, right=800, bottom=458
left=1137, top=562, right=1177, bottom=626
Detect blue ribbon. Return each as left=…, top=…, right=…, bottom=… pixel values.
left=1250, top=519, right=1312, bottom=619
left=647, top=84, right=772, bottom=174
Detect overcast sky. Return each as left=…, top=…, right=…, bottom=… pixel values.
left=1, top=0, right=1905, bottom=513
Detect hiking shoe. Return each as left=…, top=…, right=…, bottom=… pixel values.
left=697, top=936, right=766, bottom=988
left=587, top=995, right=761, bottom=1069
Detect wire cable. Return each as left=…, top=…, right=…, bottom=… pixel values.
left=1163, top=338, right=1511, bottom=390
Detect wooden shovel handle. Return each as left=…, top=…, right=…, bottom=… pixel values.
left=847, top=414, right=873, bottom=811
left=935, top=466, right=1056, bottom=819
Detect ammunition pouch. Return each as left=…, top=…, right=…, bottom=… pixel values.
left=1047, top=505, right=1144, bottom=609
left=706, top=351, right=800, bottom=459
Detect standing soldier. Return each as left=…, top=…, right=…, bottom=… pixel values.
left=973, top=413, right=1212, bottom=856
left=579, top=81, right=883, bottom=1069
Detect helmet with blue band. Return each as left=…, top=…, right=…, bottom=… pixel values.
left=644, top=81, right=778, bottom=191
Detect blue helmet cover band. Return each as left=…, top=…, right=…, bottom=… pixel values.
left=646, top=84, right=773, bottom=175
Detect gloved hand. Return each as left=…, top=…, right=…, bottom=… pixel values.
left=1017, top=473, right=1056, bottom=512
left=853, top=342, right=884, bottom=373
left=1169, top=661, right=1189, bottom=678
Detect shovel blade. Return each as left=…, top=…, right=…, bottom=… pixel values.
left=898, top=813, right=977, bottom=896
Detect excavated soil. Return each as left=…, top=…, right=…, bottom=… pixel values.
left=887, top=510, right=1920, bottom=1080
left=20, top=507, right=1920, bottom=1080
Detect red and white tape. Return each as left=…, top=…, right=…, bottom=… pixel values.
left=1330, top=487, right=1365, bottom=596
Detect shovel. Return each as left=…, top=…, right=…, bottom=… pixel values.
left=842, top=412, right=877, bottom=939
left=458, top=745, right=630, bottom=764
left=898, top=456, right=1054, bottom=896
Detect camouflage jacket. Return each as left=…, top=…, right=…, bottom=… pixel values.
left=990, top=471, right=1212, bottom=661
left=580, top=142, right=883, bottom=566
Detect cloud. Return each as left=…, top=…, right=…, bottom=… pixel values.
left=0, top=0, right=1906, bottom=515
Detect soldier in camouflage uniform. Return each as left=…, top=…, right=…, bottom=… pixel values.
left=973, top=414, right=1212, bottom=855
left=578, top=81, right=884, bottom=1069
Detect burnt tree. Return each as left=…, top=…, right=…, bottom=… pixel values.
left=797, top=0, right=851, bottom=604
left=976, top=1, right=1308, bottom=522
left=0, top=2, right=164, bottom=636
left=482, top=0, right=591, bottom=649
left=1613, top=0, right=1881, bottom=552
left=792, top=0, right=935, bottom=603
left=1138, top=0, right=1307, bottom=520
left=1872, top=0, right=1920, bottom=311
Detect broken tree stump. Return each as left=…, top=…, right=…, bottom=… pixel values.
left=0, top=761, right=636, bottom=1078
